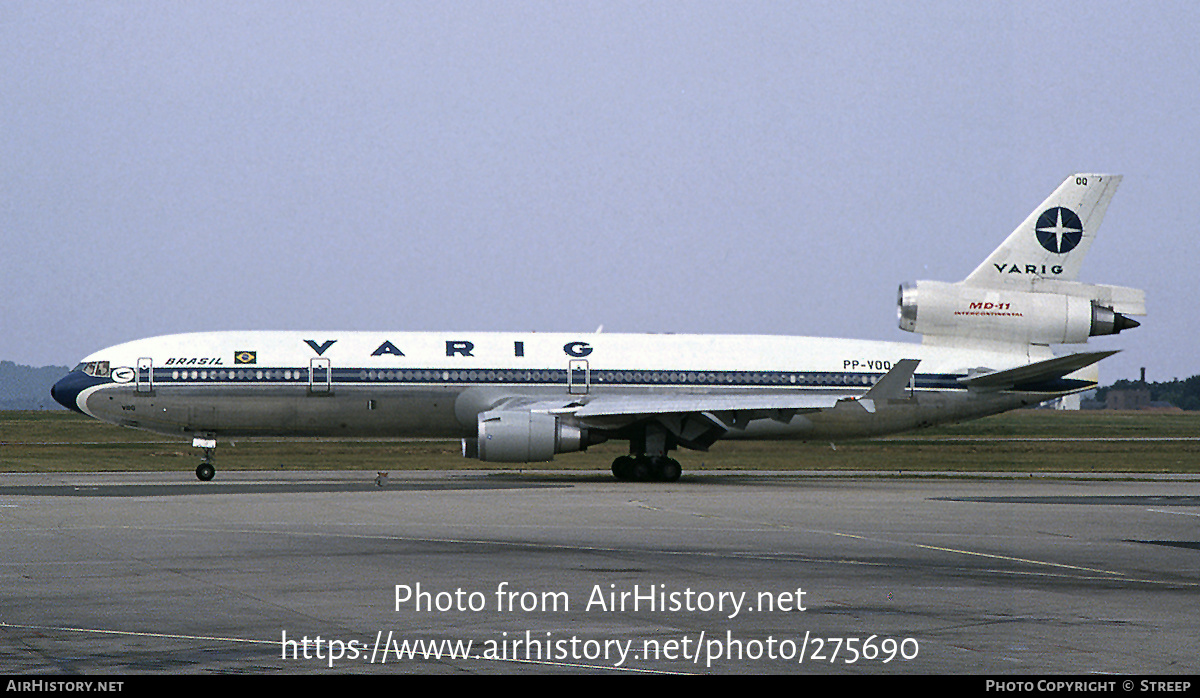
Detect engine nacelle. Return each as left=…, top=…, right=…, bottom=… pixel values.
left=898, top=280, right=1140, bottom=345
left=466, top=410, right=587, bottom=463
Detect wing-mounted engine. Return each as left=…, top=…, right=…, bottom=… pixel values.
left=467, top=410, right=589, bottom=463
left=898, top=280, right=1143, bottom=345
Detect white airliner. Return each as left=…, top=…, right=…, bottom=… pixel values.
left=52, top=174, right=1144, bottom=482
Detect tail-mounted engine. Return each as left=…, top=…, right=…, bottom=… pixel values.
left=898, top=280, right=1142, bottom=345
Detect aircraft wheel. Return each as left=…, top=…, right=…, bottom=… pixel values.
left=611, top=456, right=635, bottom=481
left=196, top=463, right=216, bottom=481
left=646, top=456, right=681, bottom=482
left=659, top=458, right=682, bottom=483
left=630, top=457, right=651, bottom=482
left=613, top=455, right=681, bottom=482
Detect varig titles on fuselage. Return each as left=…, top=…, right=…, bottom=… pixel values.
left=318, top=339, right=598, bottom=360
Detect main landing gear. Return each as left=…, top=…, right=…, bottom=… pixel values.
left=193, top=435, right=217, bottom=481
left=611, top=424, right=683, bottom=482
left=611, top=455, right=682, bottom=482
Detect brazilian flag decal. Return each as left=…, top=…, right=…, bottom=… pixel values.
left=234, top=351, right=257, bottom=365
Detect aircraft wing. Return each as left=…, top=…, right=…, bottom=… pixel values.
left=554, top=358, right=922, bottom=419
left=566, top=393, right=842, bottom=418
left=514, top=393, right=837, bottom=451
left=496, top=360, right=923, bottom=450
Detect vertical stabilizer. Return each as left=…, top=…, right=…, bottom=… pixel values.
left=963, top=174, right=1121, bottom=289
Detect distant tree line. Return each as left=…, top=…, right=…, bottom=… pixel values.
left=0, top=361, right=70, bottom=410
left=1094, top=375, right=1200, bottom=411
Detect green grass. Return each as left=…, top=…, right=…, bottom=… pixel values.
left=1, top=410, right=1197, bottom=474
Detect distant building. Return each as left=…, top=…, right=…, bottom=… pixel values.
left=1104, top=387, right=1182, bottom=411
left=1106, top=387, right=1150, bottom=410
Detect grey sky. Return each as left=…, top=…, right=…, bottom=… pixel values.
left=3, top=1, right=1197, bottom=383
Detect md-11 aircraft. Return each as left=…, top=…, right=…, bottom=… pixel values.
left=52, top=174, right=1144, bottom=482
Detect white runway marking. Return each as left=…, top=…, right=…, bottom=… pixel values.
left=0, top=620, right=275, bottom=645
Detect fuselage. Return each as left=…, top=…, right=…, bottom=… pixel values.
left=51, top=330, right=1061, bottom=442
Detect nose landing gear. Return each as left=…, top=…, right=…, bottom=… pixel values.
left=193, top=435, right=217, bottom=481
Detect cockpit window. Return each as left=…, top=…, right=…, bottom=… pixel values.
left=78, top=361, right=111, bottom=377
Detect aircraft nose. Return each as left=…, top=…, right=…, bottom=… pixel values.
left=51, top=372, right=89, bottom=413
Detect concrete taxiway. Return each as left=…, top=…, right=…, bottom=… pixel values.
left=0, top=470, right=1196, bottom=674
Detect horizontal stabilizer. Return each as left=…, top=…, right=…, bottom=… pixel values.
left=1029, top=279, right=1147, bottom=316
left=957, top=350, right=1118, bottom=391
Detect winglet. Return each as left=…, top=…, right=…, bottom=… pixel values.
left=857, top=359, right=920, bottom=413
